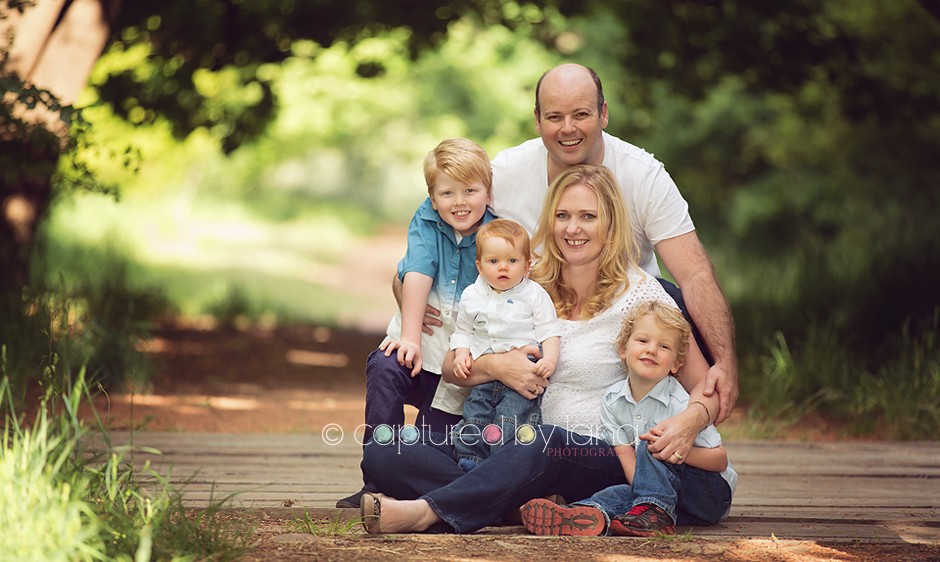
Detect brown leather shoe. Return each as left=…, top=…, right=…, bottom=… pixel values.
left=360, top=492, right=383, bottom=534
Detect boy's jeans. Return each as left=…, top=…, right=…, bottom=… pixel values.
left=361, top=349, right=460, bottom=487
left=451, top=380, right=540, bottom=464
left=575, top=442, right=732, bottom=529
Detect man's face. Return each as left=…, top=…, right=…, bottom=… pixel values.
left=535, top=71, right=609, bottom=179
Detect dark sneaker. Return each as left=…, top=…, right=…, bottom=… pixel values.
left=609, top=503, right=676, bottom=537
left=520, top=498, right=604, bottom=536
left=335, top=489, right=365, bottom=509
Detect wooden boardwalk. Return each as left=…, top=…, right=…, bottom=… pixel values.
left=110, top=431, right=940, bottom=544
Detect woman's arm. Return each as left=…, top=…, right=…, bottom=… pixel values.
left=441, top=347, right=546, bottom=400
left=683, top=445, right=728, bottom=472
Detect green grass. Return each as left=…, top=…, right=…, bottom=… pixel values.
left=1, top=353, right=256, bottom=561
left=287, top=510, right=363, bottom=536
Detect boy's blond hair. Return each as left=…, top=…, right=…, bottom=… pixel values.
left=617, top=301, right=691, bottom=372
left=475, top=219, right=530, bottom=263
left=423, top=138, right=492, bottom=195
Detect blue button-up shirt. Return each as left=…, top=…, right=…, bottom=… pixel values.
left=397, top=197, right=496, bottom=323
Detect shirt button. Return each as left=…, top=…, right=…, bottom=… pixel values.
left=635, top=414, right=642, bottom=420
left=451, top=280, right=456, bottom=284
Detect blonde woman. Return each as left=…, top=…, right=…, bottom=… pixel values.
left=360, top=164, right=717, bottom=534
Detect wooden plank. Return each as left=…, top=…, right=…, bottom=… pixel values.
left=98, top=432, right=940, bottom=543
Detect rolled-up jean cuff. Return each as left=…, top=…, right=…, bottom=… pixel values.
left=633, top=496, right=676, bottom=521
left=421, top=495, right=461, bottom=534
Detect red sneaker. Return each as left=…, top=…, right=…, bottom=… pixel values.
left=609, top=503, right=676, bottom=537
left=520, top=498, right=604, bottom=536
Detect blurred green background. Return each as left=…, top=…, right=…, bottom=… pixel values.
left=4, top=0, right=939, bottom=438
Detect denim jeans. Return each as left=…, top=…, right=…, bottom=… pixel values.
left=451, top=380, right=541, bottom=464
left=361, top=349, right=461, bottom=488
left=576, top=443, right=732, bottom=529
left=363, top=424, right=627, bottom=533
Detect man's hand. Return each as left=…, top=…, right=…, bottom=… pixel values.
left=422, top=304, right=443, bottom=336
left=702, top=362, right=739, bottom=425
left=380, top=339, right=422, bottom=377
left=498, top=345, right=547, bottom=399
left=656, top=232, right=739, bottom=426
left=640, top=408, right=702, bottom=464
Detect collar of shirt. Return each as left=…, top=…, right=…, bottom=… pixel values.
left=606, top=375, right=676, bottom=408
left=474, top=273, right=529, bottom=296
left=416, top=198, right=496, bottom=247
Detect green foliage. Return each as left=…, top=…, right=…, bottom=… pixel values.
left=96, top=0, right=572, bottom=153
left=206, top=284, right=254, bottom=329
left=1, top=354, right=255, bottom=561
left=12, top=256, right=172, bottom=393
left=0, top=391, right=105, bottom=562
left=742, top=314, right=940, bottom=439
left=601, top=0, right=940, bottom=434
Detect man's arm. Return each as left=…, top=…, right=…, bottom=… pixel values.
left=655, top=231, right=739, bottom=424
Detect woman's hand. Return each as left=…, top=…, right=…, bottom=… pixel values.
left=639, top=407, right=704, bottom=464
left=494, top=346, right=548, bottom=400
left=448, top=346, right=545, bottom=399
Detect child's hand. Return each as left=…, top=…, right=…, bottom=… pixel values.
left=382, top=340, right=423, bottom=376
left=453, top=349, right=473, bottom=379
left=640, top=426, right=662, bottom=448
left=534, top=358, right=556, bottom=378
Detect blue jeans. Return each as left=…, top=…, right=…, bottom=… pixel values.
left=576, top=444, right=732, bottom=529
left=451, top=380, right=541, bottom=464
left=363, top=425, right=627, bottom=533
left=361, top=349, right=461, bottom=488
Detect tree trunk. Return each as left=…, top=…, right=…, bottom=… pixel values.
left=1, top=0, right=121, bottom=309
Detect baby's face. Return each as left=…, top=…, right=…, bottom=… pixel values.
left=619, top=314, right=682, bottom=382
left=476, top=236, right=529, bottom=292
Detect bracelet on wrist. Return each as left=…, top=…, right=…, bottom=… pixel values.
left=691, top=400, right=712, bottom=426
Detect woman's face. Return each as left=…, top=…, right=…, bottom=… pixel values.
left=552, top=183, right=603, bottom=268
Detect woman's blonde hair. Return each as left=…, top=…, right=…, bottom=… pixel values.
left=530, top=164, right=640, bottom=319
